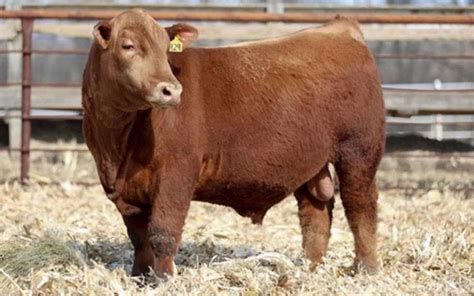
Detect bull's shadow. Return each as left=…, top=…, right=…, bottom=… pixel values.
left=84, top=238, right=280, bottom=272
left=175, top=240, right=265, bottom=267
left=385, top=134, right=474, bottom=153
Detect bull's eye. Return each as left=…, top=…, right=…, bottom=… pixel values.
left=122, top=44, right=135, bottom=50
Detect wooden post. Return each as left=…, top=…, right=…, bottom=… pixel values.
left=433, top=114, right=444, bottom=141
left=5, top=0, right=22, bottom=153
left=471, top=122, right=474, bottom=146
left=266, top=0, right=284, bottom=14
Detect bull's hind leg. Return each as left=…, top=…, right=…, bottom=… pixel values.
left=335, top=159, right=380, bottom=273
left=295, top=185, right=335, bottom=270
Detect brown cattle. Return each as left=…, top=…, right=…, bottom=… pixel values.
left=82, top=9, right=386, bottom=279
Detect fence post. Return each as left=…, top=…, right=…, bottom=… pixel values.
left=5, top=0, right=22, bottom=153
left=266, top=0, right=284, bottom=14
left=20, top=18, right=33, bottom=184
left=433, top=114, right=443, bottom=141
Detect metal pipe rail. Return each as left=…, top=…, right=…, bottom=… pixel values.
left=2, top=82, right=474, bottom=91
left=5, top=3, right=473, bottom=14
left=1, top=3, right=473, bottom=15
left=2, top=48, right=474, bottom=60
left=0, top=9, right=473, bottom=24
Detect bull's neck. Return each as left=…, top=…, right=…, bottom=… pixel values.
left=84, top=99, right=137, bottom=193
left=82, top=49, right=141, bottom=193
left=94, top=106, right=136, bottom=153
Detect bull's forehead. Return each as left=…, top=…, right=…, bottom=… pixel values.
left=111, top=10, right=162, bottom=38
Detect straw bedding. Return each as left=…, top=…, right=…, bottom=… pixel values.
left=0, top=149, right=472, bottom=295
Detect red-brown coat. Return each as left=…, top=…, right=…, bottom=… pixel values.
left=82, top=9, right=385, bottom=278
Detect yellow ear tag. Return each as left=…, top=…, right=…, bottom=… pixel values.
left=169, top=36, right=183, bottom=53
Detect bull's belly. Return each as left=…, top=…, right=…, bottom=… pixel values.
left=115, top=148, right=327, bottom=221
left=191, top=147, right=329, bottom=223
left=191, top=152, right=320, bottom=222
left=193, top=180, right=292, bottom=224
left=114, top=175, right=294, bottom=222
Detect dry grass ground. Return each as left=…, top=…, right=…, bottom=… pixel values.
left=0, top=147, right=472, bottom=295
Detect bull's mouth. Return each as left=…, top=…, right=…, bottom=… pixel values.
left=146, top=97, right=181, bottom=108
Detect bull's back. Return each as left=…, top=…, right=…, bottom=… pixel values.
left=195, top=22, right=382, bottom=133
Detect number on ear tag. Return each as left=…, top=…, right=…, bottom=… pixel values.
left=169, top=36, right=183, bottom=53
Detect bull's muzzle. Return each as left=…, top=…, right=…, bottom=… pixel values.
left=147, top=82, right=183, bottom=107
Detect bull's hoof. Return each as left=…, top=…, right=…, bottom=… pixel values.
left=130, top=268, right=154, bottom=287
left=131, top=265, right=151, bottom=278
left=354, top=258, right=379, bottom=275
left=132, top=262, right=176, bottom=286
left=308, top=258, right=325, bottom=272
left=151, top=259, right=177, bottom=280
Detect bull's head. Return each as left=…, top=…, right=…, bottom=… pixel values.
left=92, top=9, right=198, bottom=110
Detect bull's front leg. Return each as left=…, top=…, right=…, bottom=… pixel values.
left=148, top=169, right=196, bottom=278
left=122, top=211, right=155, bottom=277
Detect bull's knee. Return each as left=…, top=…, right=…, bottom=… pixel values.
left=148, top=230, right=177, bottom=277
left=307, top=165, right=334, bottom=201
left=149, top=231, right=176, bottom=257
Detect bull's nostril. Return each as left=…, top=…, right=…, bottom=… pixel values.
left=162, top=87, right=172, bottom=97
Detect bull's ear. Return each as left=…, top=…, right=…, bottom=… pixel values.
left=93, top=21, right=112, bottom=49
left=165, top=23, right=198, bottom=49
